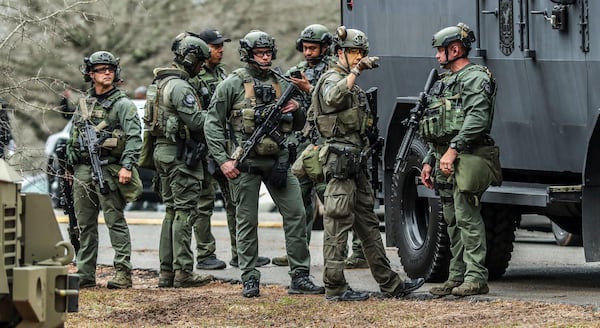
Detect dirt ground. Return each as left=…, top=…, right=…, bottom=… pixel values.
left=63, top=265, right=600, bottom=327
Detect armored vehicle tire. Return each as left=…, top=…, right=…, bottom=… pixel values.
left=551, top=222, right=583, bottom=247
left=391, top=137, right=451, bottom=282
left=481, top=204, right=518, bottom=280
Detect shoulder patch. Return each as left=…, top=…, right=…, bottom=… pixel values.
left=184, top=94, right=196, bottom=107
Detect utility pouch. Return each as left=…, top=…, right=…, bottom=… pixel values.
left=254, top=136, right=280, bottom=155
left=184, top=138, right=208, bottom=169
left=315, top=114, right=336, bottom=138
left=268, top=160, right=289, bottom=188
left=138, top=130, right=156, bottom=169
left=336, top=106, right=361, bottom=135
left=454, top=145, right=502, bottom=193
left=327, top=146, right=360, bottom=180
left=291, top=154, right=306, bottom=178
left=242, top=108, right=256, bottom=134
left=323, top=178, right=356, bottom=219
left=165, top=116, right=180, bottom=142
left=302, top=143, right=324, bottom=183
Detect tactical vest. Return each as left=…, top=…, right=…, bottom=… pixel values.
left=145, top=68, right=197, bottom=142
left=295, top=59, right=330, bottom=86
left=73, top=89, right=127, bottom=161
left=311, top=70, right=370, bottom=140
left=419, top=64, right=496, bottom=144
left=228, top=68, right=293, bottom=156
left=194, top=65, right=228, bottom=109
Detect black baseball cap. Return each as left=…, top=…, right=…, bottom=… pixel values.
left=198, top=29, right=231, bottom=45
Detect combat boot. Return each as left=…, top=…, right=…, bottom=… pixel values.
left=326, top=288, right=370, bottom=301
left=196, top=255, right=226, bottom=270
left=242, top=276, right=260, bottom=298
left=173, top=270, right=213, bottom=288
left=451, top=281, right=489, bottom=296
left=271, top=255, right=288, bottom=266
left=429, top=280, right=462, bottom=296
left=288, top=270, right=325, bottom=294
left=107, top=265, right=132, bottom=289
left=158, top=271, right=175, bottom=288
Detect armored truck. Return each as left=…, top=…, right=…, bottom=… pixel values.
left=0, top=159, right=78, bottom=327
left=341, top=0, right=600, bottom=281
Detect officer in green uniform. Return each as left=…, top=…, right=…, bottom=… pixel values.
left=271, top=24, right=367, bottom=269
left=204, top=30, right=324, bottom=298
left=67, top=51, right=142, bottom=289
left=422, top=23, right=500, bottom=297
left=149, top=33, right=215, bottom=288
left=312, top=27, right=425, bottom=301
left=190, top=28, right=270, bottom=270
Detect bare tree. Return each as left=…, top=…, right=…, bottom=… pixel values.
left=0, top=0, right=337, bottom=173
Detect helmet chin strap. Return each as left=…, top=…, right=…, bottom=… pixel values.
left=440, top=46, right=467, bottom=68
left=247, top=57, right=272, bottom=67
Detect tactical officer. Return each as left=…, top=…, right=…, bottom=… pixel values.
left=423, top=23, right=500, bottom=297
left=190, top=28, right=270, bottom=270
left=312, top=26, right=425, bottom=301
left=148, top=33, right=215, bottom=288
left=67, top=51, right=143, bottom=289
left=204, top=30, right=324, bottom=298
left=272, top=24, right=367, bottom=269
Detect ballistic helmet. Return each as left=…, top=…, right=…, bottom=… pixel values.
left=295, top=24, right=332, bottom=52
left=432, top=22, right=476, bottom=50
left=80, top=51, right=121, bottom=82
left=239, top=30, right=277, bottom=62
left=171, top=32, right=211, bottom=74
left=332, top=26, right=369, bottom=55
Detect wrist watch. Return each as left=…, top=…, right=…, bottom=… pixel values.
left=123, top=163, right=133, bottom=171
left=449, top=142, right=458, bottom=151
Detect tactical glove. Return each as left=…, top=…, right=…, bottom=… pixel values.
left=357, top=56, right=380, bottom=71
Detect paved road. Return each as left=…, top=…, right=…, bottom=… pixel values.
left=57, top=210, right=600, bottom=307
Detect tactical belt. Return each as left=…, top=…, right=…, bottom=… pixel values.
left=237, top=163, right=265, bottom=176
left=78, top=157, right=116, bottom=165
left=435, top=181, right=454, bottom=191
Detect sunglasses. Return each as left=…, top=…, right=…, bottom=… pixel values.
left=92, top=66, right=116, bottom=74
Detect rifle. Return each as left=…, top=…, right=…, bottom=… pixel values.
left=394, top=68, right=439, bottom=173
left=364, top=87, right=384, bottom=192
left=55, top=142, right=80, bottom=255
left=76, top=120, right=109, bottom=194
left=231, top=71, right=301, bottom=164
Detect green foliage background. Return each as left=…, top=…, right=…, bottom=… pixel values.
left=0, top=0, right=339, bottom=172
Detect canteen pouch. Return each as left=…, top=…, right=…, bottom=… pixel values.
left=454, top=145, right=502, bottom=193
left=323, top=178, right=356, bottom=219
left=254, top=135, right=280, bottom=155
left=302, top=143, right=324, bottom=183
left=138, top=130, right=156, bottom=170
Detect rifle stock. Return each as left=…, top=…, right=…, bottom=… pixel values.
left=394, top=68, right=439, bottom=173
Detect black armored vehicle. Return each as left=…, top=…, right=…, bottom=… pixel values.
left=341, top=0, right=600, bottom=281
